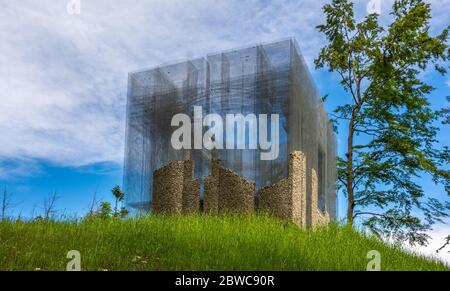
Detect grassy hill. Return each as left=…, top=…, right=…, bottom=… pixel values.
left=0, top=214, right=447, bottom=271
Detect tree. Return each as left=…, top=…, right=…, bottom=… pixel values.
left=42, top=191, right=60, bottom=220
left=85, top=190, right=101, bottom=220
left=437, top=235, right=450, bottom=253
left=120, top=207, right=129, bottom=218
left=99, top=201, right=113, bottom=219
left=1, top=187, right=21, bottom=221
left=84, top=185, right=128, bottom=220
left=87, top=190, right=100, bottom=216
left=315, top=0, right=450, bottom=245
left=438, top=92, right=450, bottom=252
left=111, top=185, right=125, bottom=217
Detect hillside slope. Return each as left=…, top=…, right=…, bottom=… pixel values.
left=0, top=214, right=447, bottom=271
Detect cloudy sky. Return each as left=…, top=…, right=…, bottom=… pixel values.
left=1, top=0, right=449, bottom=263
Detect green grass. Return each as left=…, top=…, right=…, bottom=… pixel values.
left=0, top=214, right=447, bottom=271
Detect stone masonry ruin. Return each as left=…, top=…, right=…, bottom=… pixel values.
left=124, top=38, right=337, bottom=225
left=152, top=159, right=200, bottom=214
left=259, top=151, right=307, bottom=227
left=152, top=150, right=329, bottom=228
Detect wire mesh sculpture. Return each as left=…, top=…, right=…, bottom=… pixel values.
left=124, top=39, right=337, bottom=218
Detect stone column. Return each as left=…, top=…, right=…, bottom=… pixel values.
left=152, top=161, right=185, bottom=214
left=259, top=151, right=307, bottom=228
left=290, top=151, right=307, bottom=228
left=153, top=159, right=200, bottom=215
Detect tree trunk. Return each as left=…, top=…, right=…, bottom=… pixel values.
left=346, top=108, right=357, bottom=225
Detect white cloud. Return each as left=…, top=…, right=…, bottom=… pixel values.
left=405, top=222, right=450, bottom=266
left=0, top=0, right=449, bottom=175
left=0, top=0, right=449, bottom=267
left=0, top=0, right=330, bottom=174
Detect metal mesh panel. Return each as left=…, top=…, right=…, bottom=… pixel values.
left=124, top=38, right=337, bottom=217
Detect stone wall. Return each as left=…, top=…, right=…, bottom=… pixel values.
left=204, top=160, right=255, bottom=214
left=290, top=151, right=307, bottom=227
left=218, top=167, right=255, bottom=214
left=204, top=160, right=220, bottom=214
left=152, top=160, right=200, bottom=214
left=152, top=150, right=332, bottom=228
left=152, top=161, right=185, bottom=214
left=259, top=151, right=307, bottom=227
left=182, top=160, right=200, bottom=214
left=311, top=168, right=330, bottom=228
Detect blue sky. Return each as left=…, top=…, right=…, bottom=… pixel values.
left=1, top=0, right=449, bottom=262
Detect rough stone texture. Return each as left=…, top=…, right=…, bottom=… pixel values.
left=204, top=160, right=255, bottom=214
left=152, top=159, right=200, bottom=214
left=218, top=167, right=255, bottom=214
left=259, top=151, right=307, bottom=227
left=204, top=160, right=220, bottom=214
left=259, top=179, right=291, bottom=219
left=152, top=152, right=330, bottom=228
left=182, top=179, right=200, bottom=213
left=152, top=161, right=185, bottom=214
left=311, top=168, right=330, bottom=228
left=182, top=160, right=200, bottom=214
left=290, top=151, right=307, bottom=227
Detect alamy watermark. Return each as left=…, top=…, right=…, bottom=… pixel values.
left=171, top=106, right=280, bottom=161
left=67, top=250, right=81, bottom=271
left=366, top=250, right=381, bottom=271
